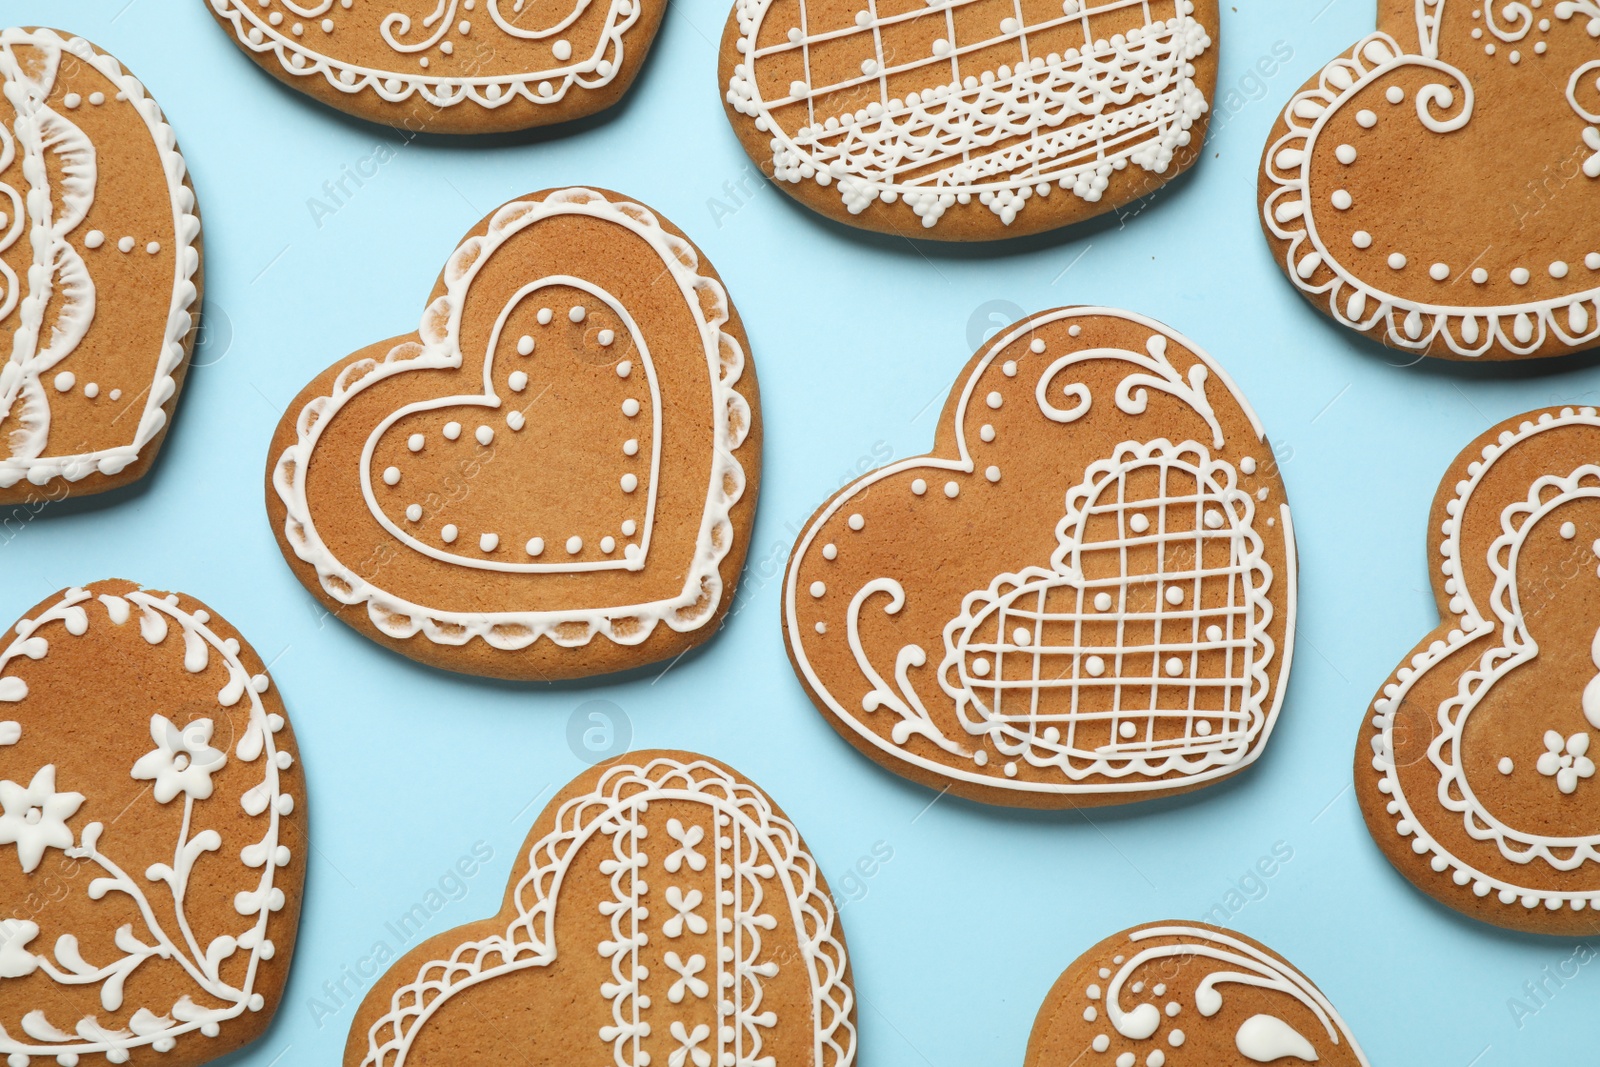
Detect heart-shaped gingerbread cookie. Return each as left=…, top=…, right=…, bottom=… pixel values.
left=1260, top=0, right=1600, bottom=360
left=342, top=751, right=854, bottom=1067
left=1025, top=922, right=1368, bottom=1066
left=0, top=27, right=202, bottom=504
left=784, top=308, right=1295, bottom=808
left=267, top=188, right=759, bottom=681
left=719, top=0, right=1219, bottom=239
left=0, top=580, right=304, bottom=1067
left=205, top=0, right=667, bottom=134
left=1358, top=406, right=1600, bottom=934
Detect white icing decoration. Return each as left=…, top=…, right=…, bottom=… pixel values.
left=1262, top=1, right=1600, bottom=358
left=272, top=189, right=751, bottom=651
left=351, top=756, right=854, bottom=1067
left=0, top=587, right=291, bottom=1062
left=206, top=0, right=642, bottom=112
left=0, top=29, right=200, bottom=490
left=785, top=308, right=1295, bottom=798
left=724, top=0, right=1214, bottom=228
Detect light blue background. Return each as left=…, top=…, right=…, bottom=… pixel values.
left=7, top=1, right=1599, bottom=1062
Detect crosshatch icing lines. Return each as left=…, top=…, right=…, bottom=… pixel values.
left=724, top=0, right=1215, bottom=231
left=783, top=308, right=1296, bottom=807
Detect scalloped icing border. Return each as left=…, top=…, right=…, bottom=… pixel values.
left=0, top=27, right=201, bottom=491
left=205, top=0, right=642, bottom=112
left=272, top=188, right=753, bottom=653
left=1262, top=29, right=1600, bottom=358
left=355, top=755, right=854, bottom=1067
left=1368, top=406, right=1600, bottom=913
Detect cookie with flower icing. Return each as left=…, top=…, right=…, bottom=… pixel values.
left=719, top=0, right=1218, bottom=239
left=268, top=187, right=759, bottom=681
left=1026, top=921, right=1369, bottom=1066
left=1260, top=0, right=1600, bottom=359
left=205, top=0, right=666, bottom=133
left=0, top=27, right=203, bottom=504
left=343, top=750, right=854, bottom=1067
left=1358, top=406, right=1600, bottom=934
left=0, top=579, right=304, bottom=1066
left=784, top=307, right=1295, bottom=808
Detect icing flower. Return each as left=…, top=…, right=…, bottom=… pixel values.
left=0, top=765, right=85, bottom=873
left=1537, top=731, right=1595, bottom=795
left=0, top=918, right=40, bottom=977
left=131, top=715, right=226, bottom=804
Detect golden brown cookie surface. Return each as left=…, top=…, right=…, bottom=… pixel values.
left=1026, top=922, right=1368, bottom=1066
left=204, top=0, right=667, bottom=133
left=0, top=28, right=202, bottom=505
left=1259, top=0, right=1600, bottom=360
left=267, top=187, right=760, bottom=681
left=719, top=0, right=1218, bottom=240
left=1358, top=406, right=1600, bottom=934
left=342, top=751, right=854, bottom=1067
left=783, top=308, right=1295, bottom=808
left=0, top=580, right=304, bottom=1067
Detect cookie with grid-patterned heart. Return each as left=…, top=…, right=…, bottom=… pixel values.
left=342, top=751, right=854, bottom=1067
left=719, top=0, right=1219, bottom=239
left=783, top=307, right=1296, bottom=808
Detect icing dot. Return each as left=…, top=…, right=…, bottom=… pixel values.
left=537, top=308, right=553, bottom=325
left=1561, top=521, right=1577, bottom=539
left=405, top=504, right=422, bottom=522
left=810, top=581, right=826, bottom=598
left=1004, top=360, right=1019, bottom=376
left=1511, top=267, right=1531, bottom=285
left=475, top=425, right=494, bottom=445
left=441, top=524, right=458, bottom=544
left=517, top=334, right=534, bottom=355
left=322, top=17, right=334, bottom=30
left=986, top=391, right=1003, bottom=409
left=53, top=372, right=74, bottom=392
left=617, top=361, right=633, bottom=379
left=623, top=438, right=639, bottom=456
left=1588, top=253, right=1600, bottom=270
left=1352, top=230, right=1372, bottom=249
left=1164, top=657, right=1184, bottom=677
left=1118, top=722, right=1138, bottom=739
left=1168, top=1029, right=1184, bottom=1046
left=1335, top=143, right=1357, bottom=164
left=382, top=466, right=400, bottom=485
left=407, top=433, right=424, bottom=451
left=526, top=537, right=545, bottom=556
left=1356, top=108, right=1377, bottom=127
left=1331, top=189, right=1352, bottom=210
left=1551, top=261, right=1570, bottom=279
left=1206, top=625, right=1223, bottom=641
left=1241, top=457, right=1257, bottom=474
left=600, top=536, right=616, bottom=553
left=480, top=533, right=499, bottom=552
left=822, top=542, right=837, bottom=560
left=1094, top=592, right=1113, bottom=611
left=1164, top=586, right=1184, bottom=605
left=984, top=465, right=1001, bottom=482
left=1092, top=1036, right=1110, bottom=1053
left=88, top=92, right=105, bottom=105
left=815, top=621, right=827, bottom=634
left=1386, top=86, right=1405, bottom=104
left=1499, top=757, right=1514, bottom=775
left=553, top=39, right=573, bottom=60
left=1083, top=1006, right=1097, bottom=1022
left=1196, top=721, right=1213, bottom=736
left=911, top=478, right=927, bottom=495
left=980, top=424, right=996, bottom=442
left=569, top=305, right=586, bottom=323
left=944, top=481, right=959, bottom=498
left=109, top=390, right=120, bottom=400
left=622, top=398, right=641, bottom=417
left=1388, top=253, right=1407, bottom=270
left=621, top=473, right=639, bottom=493
left=84, top=230, right=104, bottom=249
left=972, top=658, right=991, bottom=677
left=443, top=422, right=462, bottom=440
left=146, top=241, right=160, bottom=255
left=64, top=92, right=81, bottom=108
left=118, top=236, right=135, bottom=253
left=509, top=371, right=528, bottom=392
left=1084, top=656, right=1105, bottom=677
left=83, top=382, right=98, bottom=398
left=566, top=536, right=583, bottom=554
left=598, top=329, right=616, bottom=346
left=622, top=520, right=638, bottom=537
left=1472, top=267, right=1489, bottom=284
left=1128, top=513, right=1150, bottom=533
left=932, top=37, right=950, bottom=55
left=848, top=513, right=865, bottom=531
left=1013, top=627, right=1032, bottom=646
left=1028, top=338, right=1045, bottom=354
left=1204, top=510, right=1224, bottom=529
left=1068, top=325, right=1081, bottom=336
left=1430, top=262, right=1450, bottom=281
